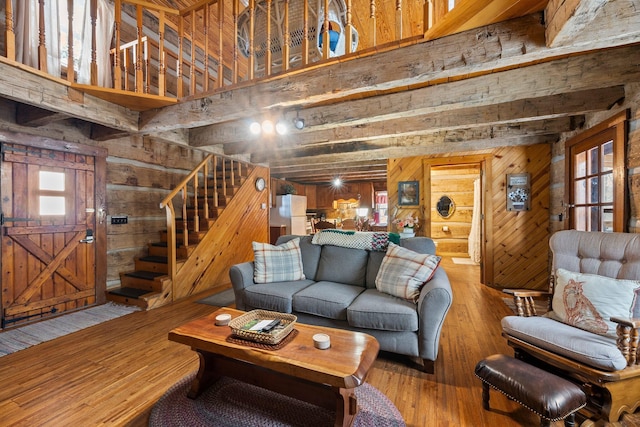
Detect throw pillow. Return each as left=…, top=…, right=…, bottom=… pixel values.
left=375, top=243, right=441, bottom=302
left=552, top=268, right=640, bottom=336
left=253, top=238, right=305, bottom=284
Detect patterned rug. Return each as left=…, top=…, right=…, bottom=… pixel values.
left=0, top=302, right=140, bottom=357
left=150, top=374, right=405, bottom=427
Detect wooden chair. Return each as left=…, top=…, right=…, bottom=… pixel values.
left=502, top=230, right=640, bottom=424
left=314, top=220, right=336, bottom=230
left=340, top=218, right=356, bottom=230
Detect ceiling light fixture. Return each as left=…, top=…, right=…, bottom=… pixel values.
left=275, top=120, right=288, bottom=135
left=249, top=121, right=261, bottom=135
left=293, top=117, right=305, bottom=130
left=261, top=120, right=274, bottom=134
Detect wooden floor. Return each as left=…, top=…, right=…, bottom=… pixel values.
left=1, top=258, right=639, bottom=426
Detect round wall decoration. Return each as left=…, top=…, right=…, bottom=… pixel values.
left=255, top=177, right=266, bottom=191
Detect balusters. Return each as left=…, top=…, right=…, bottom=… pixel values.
left=301, top=0, right=309, bottom=66
left=232, top=0, right=239, bottom=84
left=396, top=0, right=402, bottom=40
left=345, top=0, right=353, bottom=54
left=321, top=0, right=330, bottom=59
left=177, top=17, right=184, bottom=97
left=213, top=156, right=219, bottom=208
left=67, top=0, right=75, bottom=82
left=38, top=0, right=47, bottom=72
left=158, top=11, right=166, bottom=96
left=90, top=0, right=98, bottom=85
left=190, top=10, right=196, bottom=96
left=265, top=0, right=272, bottom=76
left=193, top=171, right=200, bottom=234
left=135, top=4, right=143, bottom=92
left=5, top=0, right=15, bottom=60
left=181, top=187, right=189, bottom=247
left=113, top=0, right=121, bottom=89
left=370, top=0, right=377, bottom=46
left=248, top=0, right=255, bottom=80
left=282, top=0, right=290, bottom=71
left=217, top=0, right=224, bottom=89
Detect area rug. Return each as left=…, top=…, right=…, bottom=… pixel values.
left=451, top=257, right=479, bottom=265
left=150, top=374, right=405, bottom=427
left=0, top=302, right=140, bottom=357
left=196, top=288, right=236, bottom=307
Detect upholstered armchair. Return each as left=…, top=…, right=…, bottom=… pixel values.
left=502, top=230, right=640, bottom=424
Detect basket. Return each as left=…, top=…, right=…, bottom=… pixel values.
left=229, top=310, right=297, bottom=345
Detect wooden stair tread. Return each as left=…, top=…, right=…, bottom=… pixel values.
left=108, top=287, right=152, bottom=299
left=124, top=271, right=166, bottom=280
left=139, top=255, right=168, bottom=264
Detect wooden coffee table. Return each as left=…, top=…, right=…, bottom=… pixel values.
left=168, top=307, right=380, bottom=427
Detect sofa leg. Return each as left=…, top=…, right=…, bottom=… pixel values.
left=422, top=359, right=435, bottom=374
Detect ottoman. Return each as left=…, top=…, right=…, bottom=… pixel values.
left=474, top=354, right=587, bottom=427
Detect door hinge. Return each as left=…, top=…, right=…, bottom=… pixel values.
left=0, top=213, right=40, bottom=225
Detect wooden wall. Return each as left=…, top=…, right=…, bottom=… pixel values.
left=388, top=144, right=551, bottom=290
left=0, top=99, right=266, bottom=295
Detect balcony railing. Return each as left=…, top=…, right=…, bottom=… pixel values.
left=1, top=0, right=455, bottom=101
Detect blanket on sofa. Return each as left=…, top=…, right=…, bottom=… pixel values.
left=311, top=229, right=401, bottom=251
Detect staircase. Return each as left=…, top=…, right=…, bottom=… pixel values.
left=106, top=155, right=252, bottom=309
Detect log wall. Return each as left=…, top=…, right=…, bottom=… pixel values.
left=0, top=98, right=265, bottom=293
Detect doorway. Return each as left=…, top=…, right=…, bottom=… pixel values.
left=1, top=136, right=107, bottom=328
left=424, top=155, right=491, bottom=284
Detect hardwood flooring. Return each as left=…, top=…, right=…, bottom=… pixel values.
left=0, top=259, right=638, bottom=426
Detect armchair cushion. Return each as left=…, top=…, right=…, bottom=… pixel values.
left=502, top=315, right=628, bottom=371
left=552, top=268, right=640, bottom=336
left=375, top=243, right=441, bottom=302
left=252, top=238, right=305, bottom=284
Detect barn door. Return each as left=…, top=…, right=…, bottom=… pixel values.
left=1, top=138, right=107, bottom=328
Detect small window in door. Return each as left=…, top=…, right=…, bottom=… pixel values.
left=39, top=171, right=66, bottom=216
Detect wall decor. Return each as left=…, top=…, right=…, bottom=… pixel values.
left=506, top=173, right=530, bottom=211
left=398, top=181, right=419, bottom=206
left=436, top=195, right=455, bottom=218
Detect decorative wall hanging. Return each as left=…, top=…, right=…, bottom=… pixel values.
left=506, top=173, right=530, bottom=211
left=398, top=181, right=419, bottom=206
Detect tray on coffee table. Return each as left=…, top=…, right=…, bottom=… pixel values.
left=228, top=309, right=296, bottom=345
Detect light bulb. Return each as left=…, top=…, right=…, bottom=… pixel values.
left=275, top=121, right=288, bottom=135
left=249, top=121, right=261, bottom=135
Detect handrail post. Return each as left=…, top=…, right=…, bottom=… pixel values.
left=164, top=202, right=177, bottom=301
left=113, top=0, right=122, bottom=89
left=38, top=0, right=47, bottom=73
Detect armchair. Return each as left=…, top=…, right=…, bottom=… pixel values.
left=501, top=230, right=640, bottom=424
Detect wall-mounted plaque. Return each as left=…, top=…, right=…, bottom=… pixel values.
left=506, top=173, right=530, bottom=211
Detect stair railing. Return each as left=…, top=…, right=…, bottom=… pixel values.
left=159, top=154, right=250, bottom=299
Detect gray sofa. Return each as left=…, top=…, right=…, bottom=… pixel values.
left=229, top=234, right=453, bottom=373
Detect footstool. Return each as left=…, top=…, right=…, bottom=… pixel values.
left=474, top=354, right=586, bottom=427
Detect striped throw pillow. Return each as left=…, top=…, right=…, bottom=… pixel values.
left=375, top=243, right=441, bottom=302
left=253, top=238, right=306, bottom=284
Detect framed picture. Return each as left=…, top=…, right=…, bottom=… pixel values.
left=398, top=181, right=419, bottom=206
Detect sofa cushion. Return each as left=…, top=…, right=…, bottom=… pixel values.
left=244, top=279, right=315, bottom=313
left=276, top=235, right=321, bottom=280
left=252, top=238, right=305, bottom=284
left=552, top=268, right=640, bottom=336
left=375, top=243, right=441, bottom=302
left=502, top=315, right=628, bottom=371
left=293, top=281, right=365, bottom=320
left=315, top=245, right=368, bottom=286
left=347, top=289, right=418, bottom=332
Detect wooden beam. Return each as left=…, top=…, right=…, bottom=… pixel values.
left=15, top=103, right=68, bottom=127
left=545, top=0, right=606, bottom=47
left=0, top=58, right=139, bottom=132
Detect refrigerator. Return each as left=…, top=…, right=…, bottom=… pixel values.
left=270, top=195, right=308, bottom=235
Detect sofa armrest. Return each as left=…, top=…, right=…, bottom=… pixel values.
left=503, top=288, right=551, bottom=317
left=611, top=316, right=640, bottom=366
left=417, top=267, right=453, bottom=364
left=229, top=261, right=255, bottom=311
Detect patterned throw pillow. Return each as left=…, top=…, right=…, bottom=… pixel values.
left=253, top=238, right=306, bottom=284
left=552, top=268, right=640, bottom=336
left=375, top=243, right=441, bottom=302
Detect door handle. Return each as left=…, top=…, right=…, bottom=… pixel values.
left=80, top=229, right=94, bottom=244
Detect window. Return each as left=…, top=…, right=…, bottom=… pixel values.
left=39, top=171, right=66, bottom=216
left=566, top=111, right=628, bottom=232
